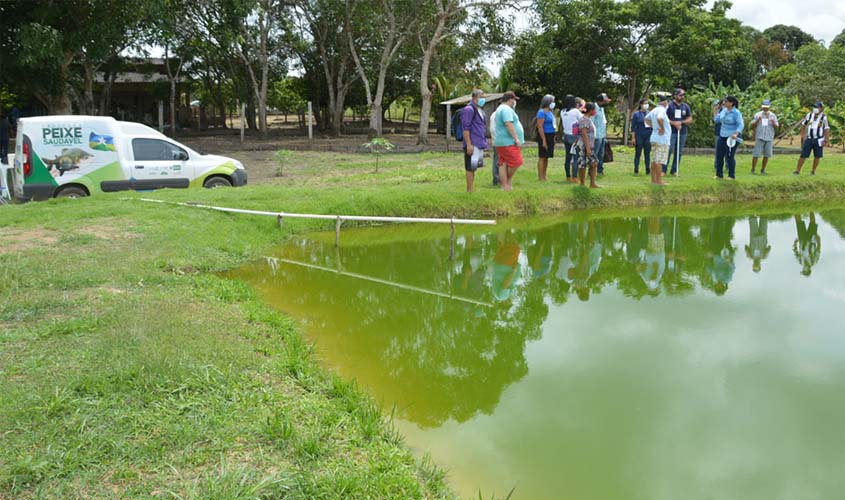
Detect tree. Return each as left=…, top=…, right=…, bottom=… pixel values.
left=414, top=0, right=509, bottom=145
left=831, top=29, right=845, bottom=48
left=346, top=0, right=417, bottom=137
left=763, top=24, right=815, bottom=55
left=293, top=0, right=359, bottom=136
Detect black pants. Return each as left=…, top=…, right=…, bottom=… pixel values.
left=715, top=136, right=737, bottom=178
left=634, top=133, right=651, bottom=173
left=0, top=139, right=8, bottom=164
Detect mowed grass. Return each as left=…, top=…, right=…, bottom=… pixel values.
left=2, top=146, right=845, bottom=499
left=235, top=147, right=845, bottom=216
left=0, top=202, right=449, bottom=499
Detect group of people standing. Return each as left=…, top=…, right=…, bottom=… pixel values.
left=459, top=88, right=833, bottom=192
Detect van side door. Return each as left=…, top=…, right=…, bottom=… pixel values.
left=127, top=138, right=192, bottom=190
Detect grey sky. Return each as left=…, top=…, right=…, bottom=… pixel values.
left=724, top=0, right=845, bottom=44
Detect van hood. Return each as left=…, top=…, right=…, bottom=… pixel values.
left=201, top=154, right=244, bottom=170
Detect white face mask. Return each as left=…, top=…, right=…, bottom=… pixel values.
left=549, top=102, right=556, bottom=110
left=642, top=104, right=650, bottom=111
left=813, top=107, right=821, bottom=115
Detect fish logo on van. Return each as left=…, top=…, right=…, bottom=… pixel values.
left=44, top=148, right=94, bottom=177
left=89, top=132, right=116, bottom=152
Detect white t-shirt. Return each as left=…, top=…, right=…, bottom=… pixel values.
left=561, top=109, right=583, bottom=136
left=646, top=105, right=670, bottom=145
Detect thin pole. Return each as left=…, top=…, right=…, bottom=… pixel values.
left=277, top=214, right=283, bottom=227
left=158, top=101, right=164, bottom=133
left=449, top=218, right=455, bottom=260
left=240, top=102, right=245, bottom=144
left=335, top=216, right=342, bottom=247
left=676, top=127, right=681, bottom=175
left=446, top=103, right=451, bottom=152
left=307, top=101, right=313, bottom=142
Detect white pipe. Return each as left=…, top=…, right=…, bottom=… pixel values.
left=134, top=198, right=497, bottom=225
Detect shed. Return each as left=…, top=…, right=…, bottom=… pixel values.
left=440, top=93, right=504, bottom=149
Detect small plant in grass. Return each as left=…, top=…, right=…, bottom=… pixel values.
left=274, top=149, right=293, bottom=177
left=361, top=137, right=395, bottom=172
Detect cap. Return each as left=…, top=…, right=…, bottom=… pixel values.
left=761, top=99, right=771, bottom=107
left=658, top=95, right=671, bottom=102
left=502, top=90, right=520, bottom=102
left=814, top=101, right=824, bottom=108
left=673, top=88, right=686, bottom=97
left=597, top=93, right=611, bottom=102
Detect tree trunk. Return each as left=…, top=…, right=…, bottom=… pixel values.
left=99, top=71, right=116, bottom=116
left=82, top=60, right=96, bottom=115
left=170, top=79, right=178, bottom=137
left=245, top=91, right=257, bottom=130
left=417, top=9, right=447, bottom=145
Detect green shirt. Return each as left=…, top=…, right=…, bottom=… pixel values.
left=494, top=104, right=524, bottom=147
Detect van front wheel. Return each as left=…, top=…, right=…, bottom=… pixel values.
left=203, top=176, right=232, bottom=189
left=56, top=186, right=89, bottom=198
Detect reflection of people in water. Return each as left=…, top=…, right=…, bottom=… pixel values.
left=492, top=231, right=522, bottom=301
left=637, top=216, right=665, bottom=292
left=528, top=229, right=553, bottom=280
left=706, top=217, right=736, bottom=296
left=455, top=234, right=486, bottom=299
left=793, top=213, right=821, bottom=276
left=570, top=221, right=602, bottom=301
left=745, top=216, right=771, bottom=273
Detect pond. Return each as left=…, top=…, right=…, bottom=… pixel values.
left=229, top=207, right=845, bottom=499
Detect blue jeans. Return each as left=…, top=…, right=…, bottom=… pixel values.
left=563, top=134, right=577, bottom=178
left=715, top=136, right=737, bottom=178
left=634, top=132, right=651, bottom=173
left=665, top=129, right=687, bottom=174
left=594, top=137, right=606, bottom=173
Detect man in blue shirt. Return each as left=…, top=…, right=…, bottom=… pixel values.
left=592, top=93, right=610, bottom=174
left=461, top=89, right=489, bottom=192
left=666, top=88, right=692, bottom=176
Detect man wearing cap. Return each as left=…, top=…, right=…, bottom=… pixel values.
left=794, top=101, right=831, bottom=176
left=666, top=88, right=692, bottom=176
left=461, top=89, right=488, bottom=192
left=493, top=91, right=525, bottom=191
left=750, top=100, right=778, bottom=175
left=592, top=93, right=610, bottom=175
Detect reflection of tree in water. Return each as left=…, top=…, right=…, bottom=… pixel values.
left=236, top=210, right=837, bottom=427
left=241, top=233, right=547, bottom=428
left=821, top=209, right=845, bottom=239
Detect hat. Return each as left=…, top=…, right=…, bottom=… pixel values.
left=727, top=136, right=737, bottom=148
left=761, top=99, right=771, bottom=107
left=814, top=101, right=824, bottom=108
left=502, top=91, right=520, bottom=102
left=658, top=95, right=671, bottom=102
left=673, top=88, right=686, bottom=97
left=596, top=93, right=611, bottom=103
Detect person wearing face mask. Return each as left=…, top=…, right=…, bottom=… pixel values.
left=460, top=89, right=489, bottom=192
left=592, top=93, right=611, bottom=175
left=493, top=90, right=525, bottom=191
left=794, top=101, right=831, bottom=176
left=535, top=94, right=556, bottom=182
left=560, top=95, right=582, bottom=183
left=713, top=95, right=744, bottom=180
left=573, top=102, right=600, bottom=188
left=645, top=95, right=671, bottom=185
left=630, top=98, right=652, bottom=175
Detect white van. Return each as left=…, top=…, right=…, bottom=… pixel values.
left=12, top=116, right=247, bottom=200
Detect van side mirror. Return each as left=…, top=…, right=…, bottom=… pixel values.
left=173, top=150, right=189, bottom=161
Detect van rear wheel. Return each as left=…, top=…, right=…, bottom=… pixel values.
left=203, top=176, right=232, bottom=189
left=56, top=186, right=88, bottom=198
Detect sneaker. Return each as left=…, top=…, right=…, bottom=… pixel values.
left=793, top=171, right=800, bottom=175
left=811, top=171, right=816, bottom=176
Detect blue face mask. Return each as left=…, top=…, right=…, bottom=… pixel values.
left=477, top=98, right=486, bottom=108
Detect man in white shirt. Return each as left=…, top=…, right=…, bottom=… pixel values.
left=794, top=101, right=831, bottom=176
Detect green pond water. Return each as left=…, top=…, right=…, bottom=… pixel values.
left=230, top=207, right=845, bottom=499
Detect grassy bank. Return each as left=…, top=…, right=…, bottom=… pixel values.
left=0, top=201, right=449, bottom=499
left=2, top=148, right=845, bottom=499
